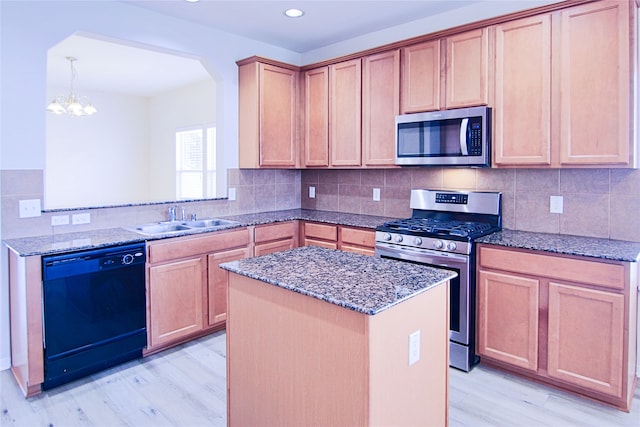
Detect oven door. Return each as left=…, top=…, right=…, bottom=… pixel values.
left=375, top=243, right=470, bottom=345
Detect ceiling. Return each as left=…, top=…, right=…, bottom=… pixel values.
left=48, top=1, right=485, bottom=97
left=122, top=0, right=482, bottom=53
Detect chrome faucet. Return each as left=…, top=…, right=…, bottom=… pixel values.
left=180, top=206, right=186, bottom=221
left=167, top=206, right=177, bottom=222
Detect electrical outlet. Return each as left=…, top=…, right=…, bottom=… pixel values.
left=550, top=195, right=564, bottom=214
left=408, top=330, right=421, bottom=365
left=228, top=187, right=236, bottom=201
left=51, top=215, right=70, bottom=226
left=373, top=188, right=381, bottom=201
left=18, top=199, right=41, bottom=218
left=72, top=213, right=91, bottom=225
left=309, top=186, right=316, bottom=199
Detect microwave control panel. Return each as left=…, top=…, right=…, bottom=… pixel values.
left=469, top=118, right=483, bottom=156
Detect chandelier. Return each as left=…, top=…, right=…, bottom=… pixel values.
left=46, top=57, right=97, bottom=116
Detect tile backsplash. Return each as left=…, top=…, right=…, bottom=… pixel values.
left=2, top=167, right=638, bottom=242
left=301, top=167, right=640, bottom=243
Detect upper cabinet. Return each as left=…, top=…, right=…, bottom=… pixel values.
left=362, top=50, right=400, bottom=166
left=400, top=28, right=490, bottom=114
left=445, top=28, right=490, bottom=108
left=557, top=1, right=631, bottom=166
left=400, top=40, right=441, bottom=113
left=330, top=59, right=362, bottom=167
left=238, top=57, right=299, bottom=168
left=303, top=52, right=399, bottom=168
left=494, top=14, right=553, bottom=165
left=494, top=0, right=634, bottom=167
left=240, top=0, right=637, bottom=170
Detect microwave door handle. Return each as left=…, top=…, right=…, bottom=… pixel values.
left=459, top=118, right=469, bottom=156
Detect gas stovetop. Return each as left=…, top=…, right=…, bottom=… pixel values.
left=374, top=189, right=502, bottom=255
left=378, top=218, right=496, bottom=239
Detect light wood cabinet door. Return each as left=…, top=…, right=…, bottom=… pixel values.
left=494, top=14, right=552, bottom=166
left=148, top=257, right=205, bottom=348
left=400, top=40, right=441, bottom=113
left=362, top=50, right=400, bottom=167
left=303, top=67, right=329, bottom=167
left=238, top=59, right=298, bottom=168
left=208, top=247, right=251, bottom=327
left=259, top=63, right=298, bottom=167
left=339, top=226, right=375, bottom=256
left=547, top=281, right=625, bottom=398
left=330, top=59, right=362, bottom=166
left=477, top=269, right=539, bottom=371
left=557, top=0, right=631, bottom=165
left=445, top=28, right=489, bottom=108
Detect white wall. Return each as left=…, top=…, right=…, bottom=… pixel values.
left=45, top=88, right=151, bottom=208
left=148, top=80, right=217, bottom=200
left=0, top=0, right=299, bottom=371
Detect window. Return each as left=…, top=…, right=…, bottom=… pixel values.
left=176, top=125, right=216, bottom=199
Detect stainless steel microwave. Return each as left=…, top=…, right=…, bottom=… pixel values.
left=395, top=106, right=491, bottom=167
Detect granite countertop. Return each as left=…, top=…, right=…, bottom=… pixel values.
left=3, top=209, right=396, bottom=257
left=220, top=245, right=456, bottom=315
left=476, top=229, right=640, bottom=263
left=5, top=208, right=640, bottom=263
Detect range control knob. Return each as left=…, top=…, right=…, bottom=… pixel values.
left=413, top=237, right=423, bottom=246
left=433, top=240, right=444, bottom=249
left=446, top=242, right=457, bottom=251
left=394, top=234, right=404, bottom=243
left=122, top=254, right=134, bottom=265
left=383, top=233, right=392, bottom=241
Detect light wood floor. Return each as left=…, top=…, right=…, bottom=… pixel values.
left=2, top=331, right=638, bottom=426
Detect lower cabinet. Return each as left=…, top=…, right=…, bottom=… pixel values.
left=476, top=244, right=637, bottom=411
left=208, top=247, right=252, bottom=326
left=146, top=228, right=250, bottom=353
left=149, top=257, right=206, bottom=348
left=253, top=221, right=298, bottom=256
left=302, top=222, right=338, bottom=249
left=302, top=222, right=376, bottom=255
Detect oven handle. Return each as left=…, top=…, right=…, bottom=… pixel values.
left=376, top=244, right=469, bottom=265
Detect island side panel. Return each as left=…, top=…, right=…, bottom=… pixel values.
left=368, top=281, right=449, bottom=426
left=227, top=273, right=369, bottom=427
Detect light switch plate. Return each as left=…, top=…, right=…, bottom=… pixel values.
left=18, top=199, right=41, bottom=218
left=228, top=187, right=236, bottom=201
left=72, top=213, right=91, bottom=225
left=309, top=186, right=316, bottom=199
left=51, top=215, right=70, bottom=226
left=373, top=188, right=381, bottom=201
left=550, top=195, right=564, bottom=214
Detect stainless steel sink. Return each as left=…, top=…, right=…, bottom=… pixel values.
left=129, top=218, right=240, bottom=236
left=181, top=218, right=238, bottom=228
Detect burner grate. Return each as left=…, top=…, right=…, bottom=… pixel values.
left=382, top=218, right=494, bottom=238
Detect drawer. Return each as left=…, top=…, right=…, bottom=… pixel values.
left=340, top=226, right=375, bottom=248
left=304, top=222, right=337, bottom=241
left=254, top=221, right=297, bottom=243
left=478, top=246, right=625, bottom=290
left=149, top=228, right=250, bottom=264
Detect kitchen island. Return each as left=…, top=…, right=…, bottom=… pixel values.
left=221, top=245, right=456, bottom=427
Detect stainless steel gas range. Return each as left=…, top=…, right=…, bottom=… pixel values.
left=375, top=189, right=502, bottom=372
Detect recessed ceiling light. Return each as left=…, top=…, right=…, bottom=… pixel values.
left=185, top=0, right=200, bottom=3
left=284, top=8, right=304, bottom=18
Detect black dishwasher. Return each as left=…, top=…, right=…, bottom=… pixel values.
left=42, top=243, right=147, bottom=390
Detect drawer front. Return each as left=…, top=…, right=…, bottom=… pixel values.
left=149, top=228, right=250, bottom=264
left=254, top=221, right=297, bottom=243
left=304, top=238, right=338, bottom=250
left=304, top=222, right=338, bottom=241
left=341, top=227, right=375, bottom=248
left=478, top=246, right=625, bottom=290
